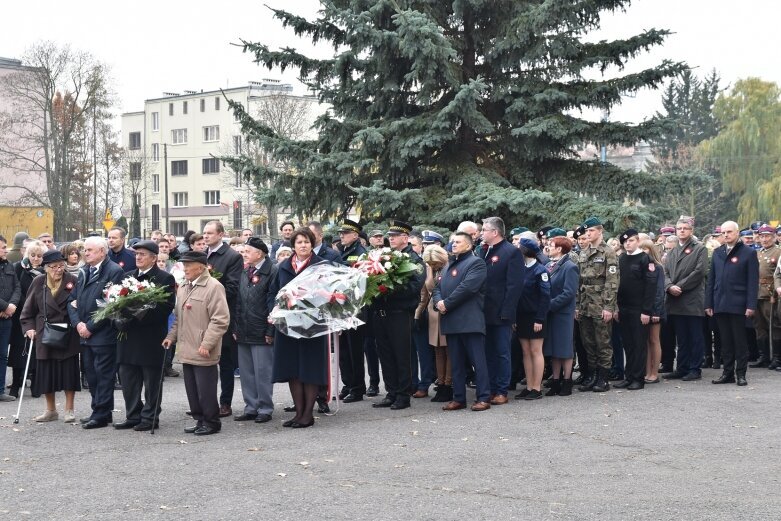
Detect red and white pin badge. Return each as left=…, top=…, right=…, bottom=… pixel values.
left=648, top=263, right=655, bottom=272
left=252, top=275, right=259, bottom=284
left=730, top=257, right=738, bottom=264
left=684, top=248, right=692, bottom=255
left=491, top=255, right=499, bottom=264
left=119, top=261, right=125, bottom=267
left=65, top=281, right=74, bottom=290
left=451, top=269, right=458, bottom=277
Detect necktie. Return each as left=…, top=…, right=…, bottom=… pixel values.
left=88, top=266, right=97, bottom=283
left=248, top=266, right=256, bottom=280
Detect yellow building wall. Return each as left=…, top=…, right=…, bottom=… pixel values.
left=0, top=207, right=54, bottom=240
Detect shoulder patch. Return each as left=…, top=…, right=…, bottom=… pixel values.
left=608, top=266, right=617, bottom=274
left=541, top=272, right=549, bottom=282
left=648, top=263, right=655, bottom=272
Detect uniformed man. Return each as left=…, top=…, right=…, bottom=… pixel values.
left=571, top=225, right=589, bottom=385
left=575, top=217, right=619, bottom=392
left=752, top=225, right=781, bottom=368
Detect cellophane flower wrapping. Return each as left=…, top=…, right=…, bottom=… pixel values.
left=91, top=276, right=171, bottom=338
left=270, top=263, right=367, bottom=339
left=353, top=247, right=423, bottom=305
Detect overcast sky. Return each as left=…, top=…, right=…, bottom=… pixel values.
left=2, top=0, right=779, bottom=125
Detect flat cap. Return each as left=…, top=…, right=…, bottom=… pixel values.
left=180, top=250, right=208, bottom=265
left=133, top=240, right=159, bottom=255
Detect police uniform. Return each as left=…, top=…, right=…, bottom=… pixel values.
left=752, top=226, right=781, bottom=367
left=576, top=217, right=619, bottom=392
left=571, top=225, right=588, bottom=383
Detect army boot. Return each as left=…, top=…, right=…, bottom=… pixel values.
left=577, top=371, right=596, bottom=392
left=592, top=368, right=611, bottom=392
left=750, top=338, right=770, bottom=368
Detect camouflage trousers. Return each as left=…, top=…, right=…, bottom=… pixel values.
left=753, top=299, right=781, bottom=342
left=578, top=316, right=613, bottom=370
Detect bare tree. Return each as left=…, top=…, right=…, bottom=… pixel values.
left=122, top=148, right=153, bottom=238
left=0, top=42, right=112, bottom=239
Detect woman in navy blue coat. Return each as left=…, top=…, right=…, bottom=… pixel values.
left=515, top=238, right=551, bottom=400
left=542, top=237, right=579, bottom=396
left=640, top=239, right=666, bottom=384
left=267, top=228, right=326, bottom=428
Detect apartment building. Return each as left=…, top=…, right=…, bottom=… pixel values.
left=121, top=80, right=319, bottom=238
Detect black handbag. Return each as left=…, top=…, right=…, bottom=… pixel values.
left=41, top=286, right=71, bottom=350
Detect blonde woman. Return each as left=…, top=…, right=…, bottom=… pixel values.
left=416, top=245, right=450, bottom=402
left=640, top=239, right=665, bottom=383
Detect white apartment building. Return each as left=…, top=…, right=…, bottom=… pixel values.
left=121, top=80, right=320, bottom=238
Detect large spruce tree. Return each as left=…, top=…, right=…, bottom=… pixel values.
left=226, top=1, right=685, bottom=231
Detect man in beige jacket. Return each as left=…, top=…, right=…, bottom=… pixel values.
left=163, top=251, right=229, bottom=436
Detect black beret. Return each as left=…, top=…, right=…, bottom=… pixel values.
left=180, top=250, right=208, bottom=265
left=245, top=236, right=268, bottom=254
left=619, top=228, right=639, bottom=245
left=133, top=240, right=159, bottom=255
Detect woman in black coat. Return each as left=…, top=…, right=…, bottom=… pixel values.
left=8, top=240, right=45, bottom=397
left=267, top=228, right=326, bottom=428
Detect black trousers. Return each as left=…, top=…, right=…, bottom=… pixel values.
left=618, top=311, right=648, bottom=383
left=745, top=326, right=758, bottom=361
left=119, top=363, right=163, bottom=424
left=183, top=364, right=220, bottom=428
left=373, top=310, right=412, bottom=403
left=218, top=337, right=237, bottom=406
left=716, top=313, right=749, bottom=375
left=340, top=325, right=367, bottom=395
left=574, top=320, right=588, bottom=374
left=660, top=320, right=676, bottom=368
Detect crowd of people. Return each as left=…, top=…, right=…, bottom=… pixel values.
left=1, top=213, right=778, bottom=434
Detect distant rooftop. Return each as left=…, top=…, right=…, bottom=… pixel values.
left=145, top=79, right=294, bottom=103
left=0, top=57, right=23, bottom=69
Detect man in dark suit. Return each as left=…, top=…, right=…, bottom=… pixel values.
left=706, top=220, right=759, bottom=386
left=433, top=231, right=491, bottom=411
left=203, top=220, right=244, bottom=417
left=308, top=221, right=342, bottom=263
left=113, top=241, right=176, bottom=431
left=477, top=217, right=524, bottom=404
left=68, top=236, right=125, bottom=429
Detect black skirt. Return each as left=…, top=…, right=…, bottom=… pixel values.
left=516, top=313, right=546, bottom=340
left=32, top=355, right=82, bottom=394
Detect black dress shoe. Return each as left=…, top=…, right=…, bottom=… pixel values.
left=282, top=419, right=296, bottom=427
left=613, top=380, right=631, bottom=389
left=627, top=381, right=644, bottom=390
left=82, top=419, right=109, bottom=429
left=80, top=416, right=92, bottom=424
left=194, top=425, right=220, bottom=436
left=113, top=420, right=140, bottom=430
left=283, top=405, right=296, bottom=412
left=372, top=398, right=394, bottom=408
left=234, top=413, right=258, bottom=421
left=338, top=387, right=349, bottom=400
left=255, top=414, right=272, bottom=423
left=290, top=419, right=315, bottom=428
left=390, top=401, right=410, bottom=410
left=682, top=372, right=702, bottom=381
left=736, top=375, right=748, bottom=386
left=712, top=373, right=735, bottom=384
left=184, top=424, right=202, bottom=434
left=663, top=372, right=685, bottom=380
left=133, top=422, right=158, bottom=431
left=658, top=365, right=674, bottom=374
left=366, top=385, right=379, bottom=397
left=342, top=393, right=363, bottom=403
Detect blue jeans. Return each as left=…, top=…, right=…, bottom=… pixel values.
left=484, top=324, right=512, bottom=396
left=448, top=332, right=490, bottom=404
left=83, top=344, right=117, bottom=422
left=411, top=315, right=435, bottom=391
left=0, top=319, right=11, bottom=396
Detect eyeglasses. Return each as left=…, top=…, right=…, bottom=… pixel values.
left=46, top=264, right=65, bottom=270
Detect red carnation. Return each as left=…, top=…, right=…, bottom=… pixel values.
left=378, top=284, right=388, bottom=294
left=119, top=287, right=129, bottom=296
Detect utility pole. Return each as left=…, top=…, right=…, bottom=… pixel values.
left=92, top=104, right=98, bottom=232
left=163, top=143, right=169, bottom=231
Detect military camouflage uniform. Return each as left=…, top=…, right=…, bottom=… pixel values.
left=757, top=245, right=781, bottom=343
left=577, top=241, right=619, bottom=371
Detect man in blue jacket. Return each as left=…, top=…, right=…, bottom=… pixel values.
left=706, top=221, right=759, bottom=386
left=107, top=227, right=136, bottom=272
left=68, top=236, right=125, bottom=428
left=477, top=217, right=524, bottom=405
left=433, top=231, right=491, bottom=412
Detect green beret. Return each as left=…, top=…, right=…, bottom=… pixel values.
left=546, top=227, right=567, bottom=239
left=510, top=226, right=529, bottom=236
left=582, top=216, right=602, bottom=228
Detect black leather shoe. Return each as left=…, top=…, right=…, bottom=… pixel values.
left=234, top=413, right=258, bottom=421
left=342, top=393, right=363, bottom=403
left=133, top=422, right=158, bottom=431
left=255, top=414, right=272, bottom=423
left=390, top=401, right=410, bottom=410
left=627, top=381, right=644, bottom=390
left=316, top=398, right=331, bottom=414
left=283, top=405, right=296, bottom=412
left=613, top=380, right=631, bottom=389
left=184, top=424, right=201, bottom=434
left=736, top=375, right=748, bottom=386
left=290, top=419, right=315, bottom=428
left=113, top=420, right=140, bottom=430
left=194, top=425, right=220, bottom=436
left=658, top=365, right=674, bottom=374
left=82, top=419, right=108, bottom=429
left=749, top=358, right=769, bottom=368
left=712, top=373, right=735, bottom=384
left=338, top=387, right=349, bottom=400
left=366, top=385, right=379, bottom=397
left=682, top=372, right=702, bottom=381
left=515, top=389, right=531, bottom=399
left=372, top=398, right=394, bottom=408
left=79, top=416, right=92, bottom=424
left=663, top=372, right=685, bottom=380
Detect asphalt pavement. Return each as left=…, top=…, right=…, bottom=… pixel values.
left=1, top=365, right=780, bottom=520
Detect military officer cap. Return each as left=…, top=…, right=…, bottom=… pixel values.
left=387, top=220, right=413, bottom=236
left=421, top=230, right=444, bottom=244
left=739, top=229, right=753, bottom=238
left=659, top=226, right=675, bottom=236
left=546, top=227, right=567, bottom=239
left=134, top=240, right=159, bottom=255
left=520, top=238, right=541, bottom=255
left=776, top=225, right=781, bottom=234
left=245, top=236, right=269, bottom=254
left=713, top=226, right=722, bottom=234
left=573, top=225, right=586, bottom=239
left=510, top=227, right=529, bottom=237
left=757, top=225, right=775, bottom=235
left=582, top=216, right=602, bottom=229
left=619, top=228, right=639, bottom=245
left=537, top=226, right=553, bottom=240
left=369, top=229, right=384, bottom=238
left=750, top=221, right=764, bottom=231
left=339, top=219, right=363, bottom=234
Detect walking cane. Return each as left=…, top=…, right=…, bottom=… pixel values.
left=13, top=337, right=34, bottom=424
left=150, top=347, right=167, bottom=435
left=770, top=297, right=774, bottom=362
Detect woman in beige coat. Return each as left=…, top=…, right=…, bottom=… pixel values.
left=163, top=251, right=229, bottom=436
left=416, top=245, right=451, bottom=402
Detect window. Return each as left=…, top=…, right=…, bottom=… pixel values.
left=171, top=128, right=187, bottom=144
left=172, top=192, right=189, bottom=207
left=128, top=132, right=141, bottom=150
left=200, top=219, right=212, bottom=231
left=234, top=170, right=242, bottom=188
left=202, top=125, right=219, bottom=142
left=202, top=157, right=220, bottom=174
left=215, top=97, right=220, bottom=110
left=204, top=190, right=221, bottom=206
left=171, top=160, right=188, bottom=176
left=151, top=204, right=160, bottom=231
left=168, top=103, right=174, bottom=116
left=233, top=200, right=242, bottom=229
left=200, top=99, right=205, bottom=112
left=183, top=101, right=188, bottom=114
left=152, top=174, right=160, bottom=193
left=151, top=143, right=159, bottom=162
left=129, top=162, right=142, bottom=180
left=151, top=112, right=159, bottom=131
left=232, top=135, right=242, bottom=155
left=170, top=220, right=188, bottom=236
